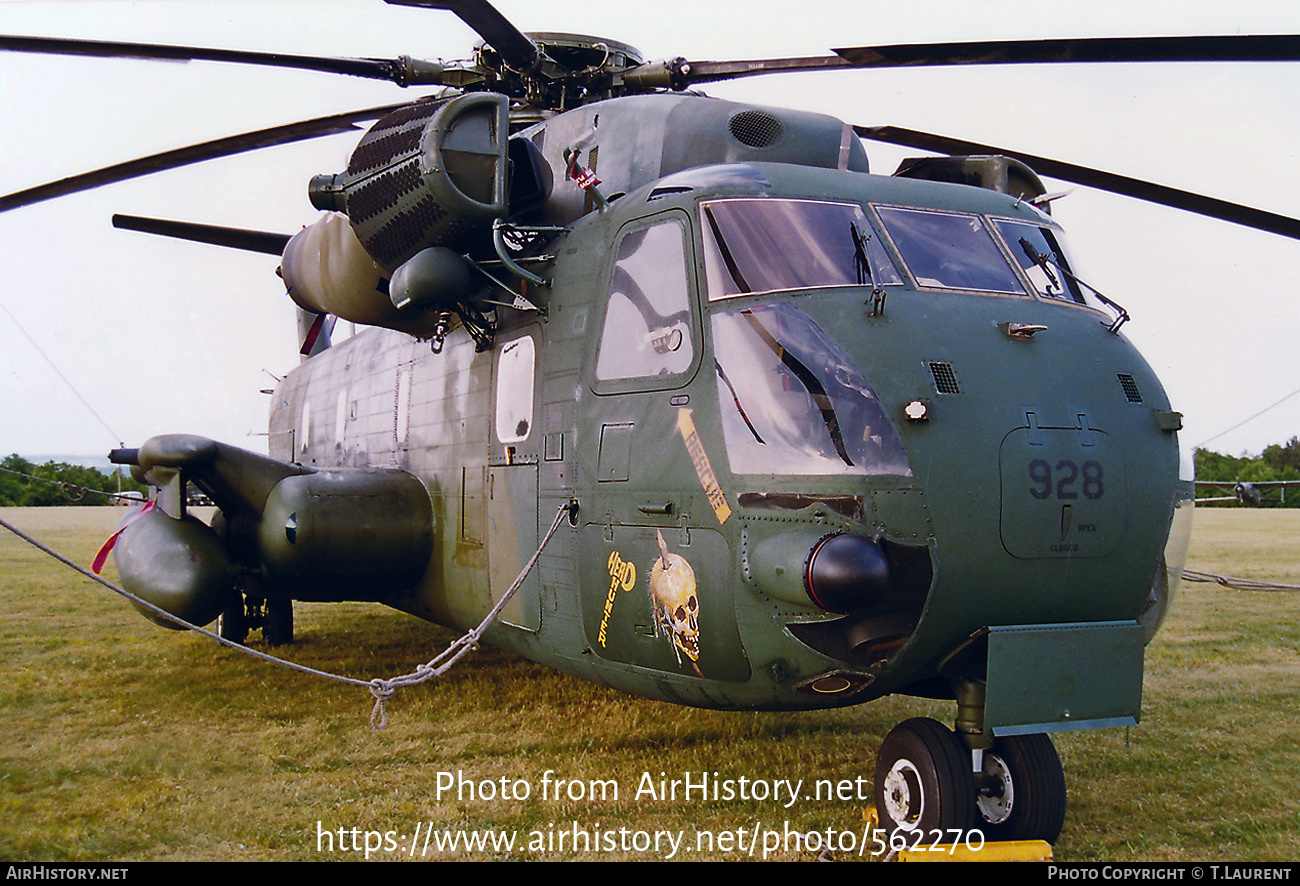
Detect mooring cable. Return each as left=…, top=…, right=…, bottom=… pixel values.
left=0, top=499, right=574, bottom=729
left=1180, top=568, right=1300, bottom=592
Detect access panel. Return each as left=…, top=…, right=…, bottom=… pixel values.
left=999, top=414, right=1127, bottom=560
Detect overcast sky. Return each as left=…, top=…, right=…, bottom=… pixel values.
left=1, top=0, right=1298, bottom=463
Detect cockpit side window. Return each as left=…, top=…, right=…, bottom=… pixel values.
left=875, top=206, right=1025, bottom=294
left=595, top=218, right=695, bottom=383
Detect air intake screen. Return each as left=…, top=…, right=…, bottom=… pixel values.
left=729, top=110, right=784, bottom=148
left=337, top=93, right=509, bottom=272
left=1117, top=373, right=1143, bottom=403
left=929, top=362, right=960, bottom=394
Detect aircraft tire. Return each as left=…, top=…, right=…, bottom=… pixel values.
left=874, top=717, right=976, bottom=838
left=264, top=598, right=293, bottom=647
left=217, top=594, right=248, bottom=645
left=976, top=733, right=1066, bottom=843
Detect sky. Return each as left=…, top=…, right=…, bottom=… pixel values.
left=1, top=0, right=1298, bottom=463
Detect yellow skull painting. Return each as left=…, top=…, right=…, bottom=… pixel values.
left=649, top=530, right=702, bottom=676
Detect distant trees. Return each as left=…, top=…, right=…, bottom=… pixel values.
left=1261, top=437, right=1300, bottom=474
left=1195, top=436, right=1300, bottom=507
left=0, top=454, right=147, bottom=507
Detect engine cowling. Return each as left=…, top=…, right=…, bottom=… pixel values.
left=287, top=92, right=519, bottom=336
left=308, top=92, right=511, bottom=272
left=279, top=214, right=478, bottom=337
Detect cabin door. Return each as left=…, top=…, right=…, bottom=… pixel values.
left=576, top=210, right=744, bottom=680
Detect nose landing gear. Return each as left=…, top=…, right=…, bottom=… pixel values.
left=975, top=733, right=1066, bottom=843
left=874, top=717, right=976, bottom=834
left=873, top=716, right=1066, bottom=850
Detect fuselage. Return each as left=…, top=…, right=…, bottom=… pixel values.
left=269, top=159, right=1188, bottom=717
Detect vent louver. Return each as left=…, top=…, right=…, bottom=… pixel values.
left=1117, top=373, right=1143, bottom=403
left=929, top=362, right=960, bottom=394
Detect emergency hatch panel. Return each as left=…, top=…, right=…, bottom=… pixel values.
left=998, top=417, right=1127, bottom=559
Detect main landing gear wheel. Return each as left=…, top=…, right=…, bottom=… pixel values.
left=976, top=733, right=1067, bottom=843
left=264, top=598, right=294, bottom=647
left=216, top=594, right=248, bottom=645
left=874, top=717, right=976, bottom=837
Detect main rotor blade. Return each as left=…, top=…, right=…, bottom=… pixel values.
left=834, top=35, right=1300, bottom=69
left=856, top=125, right=1300, bottom=241
left=667, top=55, right=851, bottom=85
left=384, top=0, right=539, bottom=71
left=0, top=34, right=408, bottom=82
left=660, top=34, right=1300, bottom=89
left=112, top=215, right=291, bottom=255
left=0, top=103, right=407, bottom=213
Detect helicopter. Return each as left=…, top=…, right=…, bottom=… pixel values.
left=3, top=0, right=1300, bottom=848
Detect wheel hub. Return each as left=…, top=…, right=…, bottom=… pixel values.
left=977, top=753, right=1015, bottom=825
left=882, top=759, right=925, bottom=830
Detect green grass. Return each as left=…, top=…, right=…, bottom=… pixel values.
left=0, top=507, right=1296, bottom=861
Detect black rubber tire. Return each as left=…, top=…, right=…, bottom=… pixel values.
left=264, top=598, right=294, bottom=647
left=874, top=717, right=976, bottom=837
left=976, top=733, right=1067, bottom=843
left=217, top=594, right=248, bottom=645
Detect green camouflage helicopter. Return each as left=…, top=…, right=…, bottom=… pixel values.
left=4, top=0, right=1299, bottom=846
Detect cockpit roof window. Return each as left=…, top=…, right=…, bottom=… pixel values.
left=875, top=205, right=1026, bottom=295
left=700, top=198, right=901, bottom=300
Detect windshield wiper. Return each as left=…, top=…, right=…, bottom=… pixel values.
left=850, top=221, right=887, bottom=315
left=1017, top=236, right=1063, bottom=295
left=1018, top=237, right=1129, bottom=333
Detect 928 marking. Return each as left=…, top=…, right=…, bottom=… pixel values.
left=1029, top=459, right=1104, bottom=500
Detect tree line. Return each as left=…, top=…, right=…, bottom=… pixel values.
left=1195, top=436, right=1300, bottom=507
left=0, top=454, right=148, bottom=507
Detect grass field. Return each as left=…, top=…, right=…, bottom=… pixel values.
left=1, top=507, right=1296, bottom=862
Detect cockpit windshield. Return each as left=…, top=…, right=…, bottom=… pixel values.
left=874, top=206, right=1025, bottom=294
left=993, top=218, right=1085, bottom=304
left=700, top=198, right=901, bottom=299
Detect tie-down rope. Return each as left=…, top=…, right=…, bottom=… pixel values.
left=0, top=499, right=574, bottom=729
left=1180, top=568, right=1300, bottom=592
